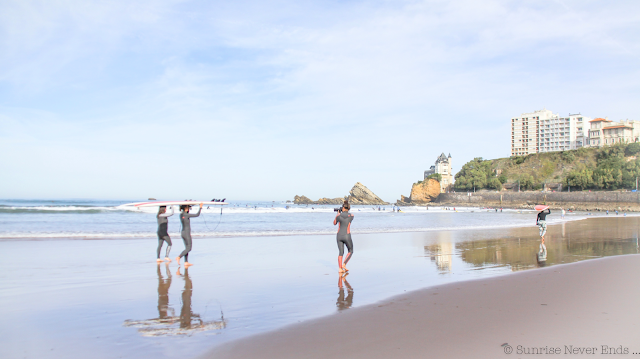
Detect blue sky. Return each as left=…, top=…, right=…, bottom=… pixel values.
left=1, top=0, right=639, bottom=201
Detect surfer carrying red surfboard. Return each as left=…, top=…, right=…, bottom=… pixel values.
left=536, top=206, right=551, bottom=241
left=176, top=203, right=203, bottom=267
left=156, top=206, right=174, bottom=262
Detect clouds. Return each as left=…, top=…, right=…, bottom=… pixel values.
left=1, top=0, right=639, bottom=200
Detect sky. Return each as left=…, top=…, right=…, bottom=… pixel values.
left=1, top=0, right=639, bottom=201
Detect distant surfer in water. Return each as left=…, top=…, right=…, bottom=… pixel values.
left=156, top=206, right=174, bottom=262
left=333, top=200, right=354, bottom=273
left=537, top=207, right=551, bottom=242
left=176, top=203, right=203, bottom=267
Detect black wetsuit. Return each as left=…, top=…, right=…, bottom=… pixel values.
left=537, top=209, right=551, bottom=222
left=157, top=207, right=174, bottom=259
left=334, top=211, right=354, bottom=262
left=179, top=207, right=201, bottom=262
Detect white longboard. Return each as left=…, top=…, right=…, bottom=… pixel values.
left=123, top=201, right=228, bottom=207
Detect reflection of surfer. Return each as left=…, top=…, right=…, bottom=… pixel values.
left=176, top=203, right=202, bottom=267
left=177, top=267, right=194, bottom=329
left=537, top=208, right=551, bottom=241
left=157, top=263, right=172, bottom=319
left=336, top=273, right=353, bottom=311
left=156, top=206, right=174, bottom=262
left=333, top=200, right=354, bottom=273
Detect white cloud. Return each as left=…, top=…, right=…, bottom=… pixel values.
left=1, top=0, right=639, bottom=200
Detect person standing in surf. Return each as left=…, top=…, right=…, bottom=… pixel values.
left=176, top=203, right=203, bottom=267
left=333, top=200, right=354, bottom=273
left=156, top=206, right=174, bottom=262
left=537, top=207, right=551, bottom=242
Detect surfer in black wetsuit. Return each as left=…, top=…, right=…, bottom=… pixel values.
left=176, top=203, right=202, bottom=267
left=157, top=206, right=174, bottom=262
left=333, top=200, right=354, bottom=273
left=537, top=208, right=551, bottom=241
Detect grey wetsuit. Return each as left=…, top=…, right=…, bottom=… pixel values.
left=157, top=207, right=174, bottom=259
left=179, top=207, right=201, bottom=262
left=334, top=211, right=354, bottom=261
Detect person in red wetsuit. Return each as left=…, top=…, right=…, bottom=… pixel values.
left=333, top=200, right=354, bottom=273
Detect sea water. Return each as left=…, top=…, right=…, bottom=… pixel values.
left=0, top=198, right=579, bottom=240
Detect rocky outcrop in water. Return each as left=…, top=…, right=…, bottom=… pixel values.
left=396, top=179, right=440, bottom=205
left=346, top=182, right=388, bottom=205
left=293, top=182, right=388, bottom=205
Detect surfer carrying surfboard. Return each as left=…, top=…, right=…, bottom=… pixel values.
left=176, top=203, right=203, bottom=267
left=157, top=206, right=174, bottom=262
left=536, top=206, right=551, bottom=241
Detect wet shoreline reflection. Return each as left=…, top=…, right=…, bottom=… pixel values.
left=123, top=265, right=226, bottom=336
left=336, top=273, right=353, bottom=311
left=424, top=218, right=640, bottom=273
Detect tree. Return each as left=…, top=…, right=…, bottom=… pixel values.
left=454, top=157, right=492, bottom=191
left=426, top=173, right=442, bottom=182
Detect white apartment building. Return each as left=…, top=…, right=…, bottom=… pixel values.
left=587, top=118, right=640, bottom=147
left=511, top=109, right=590, bottom=156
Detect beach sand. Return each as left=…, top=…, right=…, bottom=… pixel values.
left=2, top=215, right=639, bottom=359
left=203, top=221, right=640, bottom=358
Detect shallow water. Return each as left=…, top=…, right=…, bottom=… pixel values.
left=1, top=216, right=638, bottom=359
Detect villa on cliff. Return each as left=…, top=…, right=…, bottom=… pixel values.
left=424, top=153, right=453, bottom=193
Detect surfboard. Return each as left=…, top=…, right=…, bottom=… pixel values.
left=123, top=201, right=229, bottom=207
left=534, top=205, right=549, bottom=211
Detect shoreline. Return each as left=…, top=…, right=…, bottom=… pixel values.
left=1, top=209, right=626, bottom=241
left=202, top=254, right=640, bottom=359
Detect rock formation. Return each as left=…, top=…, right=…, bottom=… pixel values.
left=293, top=195, right=314, bottom=204
left=292, top=182, right=388, bottom=205
left=346, top=182, right=388, bottom=205
left=396, top=179, right=440, bottom=205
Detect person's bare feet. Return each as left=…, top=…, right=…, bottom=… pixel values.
left=185, top=262, right=193, bottom=267
left=338, top=267, right=345, bottom=273
left=342, top=265, right=349, bottom=272
left=156, top=258, right=163, bottom=263
left=175, top=257, right=181, bottom=266
left=164, top=257, right=171, bottom=262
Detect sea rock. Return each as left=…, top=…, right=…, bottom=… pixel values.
left=316, top=197, right=345, bottom=205
left=292, top=182, right=388, bottom=205
left=396, top=179, right=440, bottom=205
left=293, top=195, right=314, bottom=204
left=347, top=182, right=388, bottom=205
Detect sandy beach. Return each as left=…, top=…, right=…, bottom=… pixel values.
left=1, top=214, right=639, bottom=359
left=203, top=254, right=640, bottom=359
left=202, top=217, right=640, bottom=359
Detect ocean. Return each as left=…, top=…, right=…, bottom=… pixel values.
left=0, top=198, right=579, bottom=240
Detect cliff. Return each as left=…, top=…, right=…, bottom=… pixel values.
left=293, top=182, right=388, bottom=205
left=396, top=179, right=440, bottom=205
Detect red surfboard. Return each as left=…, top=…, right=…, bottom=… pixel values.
left=534, top=205, right=549, bottom=211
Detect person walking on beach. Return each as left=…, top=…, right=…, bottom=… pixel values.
left=561, top=208, right=565, bottom=219
left=156, top=206, right=174, bottom=262
left=176, top=203, right=202, bottom=267
left=537, top=208, right=551, bottom=242
left=333, top=200, right=354, bottom=273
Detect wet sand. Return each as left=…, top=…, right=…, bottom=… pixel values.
left=204, top=218, right=640, bottom=359
left=2, top=215, right=640, bottom=358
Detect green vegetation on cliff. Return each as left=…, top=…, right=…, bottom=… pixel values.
left=454, top=143, right=640, bottom=191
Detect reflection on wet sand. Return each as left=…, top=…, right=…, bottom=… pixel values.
left=123, top=265, right=226, bottom=336
left=425, top=217, right=640, bottom=273
left=336, top=273, right=353, bottom=311
left=424, top=232, right=454, bottom=273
